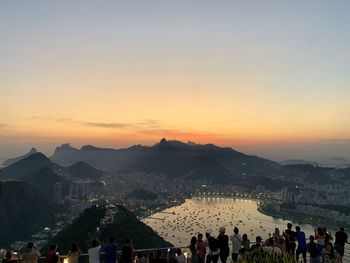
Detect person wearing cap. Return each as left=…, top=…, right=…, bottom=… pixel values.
left=217, top=227, right=229, bottom=263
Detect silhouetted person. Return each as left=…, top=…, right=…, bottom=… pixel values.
left=104, top=236, right=118, bottom=263
left=307, top=235, right=320, bottom=263
left=88, top=238, right=101, bottom=263
left=217, top=227, right=229, bottom=263
left=46, top=245, right=59, bottom=263
left=205, top=233, right=219, bottom=263
left=334, top=227, right=348, bottom=262
left=197, top=233, right=206, bottom=263
left=295, top=226, right=307, bottom=263
left=284, top=223, right=296, bottom=255
left=120, top=239, right=133, bottom=263
left=67, top=243, right=80, bottom=263
left=22, top=242, right=41, bottom=263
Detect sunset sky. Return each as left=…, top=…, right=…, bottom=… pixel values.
left=1, top=1, right=350, bottom=162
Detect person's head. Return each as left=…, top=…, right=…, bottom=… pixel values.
left=137, top=252, right=142, bottom=259
left=71, top=243, right=79, bottom=253
left=148, top=252, right=155, bottom=260
left=125, top=238, right=132, bottom=246
left=91, top=238, right=99, bottom=248
left=198, top=233, right=203, bottom=241
left=256, top=236, right=262, bottom=244
left=274, top=228, right=280, bottom=235
left=49, top=245, right=58, bottom=252
left=27, top=242, right=35, bottom=250
left=176, top=248, right=182, bottom=256
left=108, top=236, right=115, bottom=244
left=239, top=248, right=246, bottom=255
left=219, top=227, right=225, bottom=234
left=340, top=227, right=345, bottom=232
left=317, top=227, right=324, bottom=236
left=309, top=235, right=315, bottom=242
left=5, top=251, right=13, bottom=260
left=191, top=236, right=197, bottom=246
left=325, top=242, right=333, bottom=251
left=242, top=234, right=248, bottom=241
left=295, top=226, right=301, bottom=232
left=287, top=223, right=292, bottom=230
left=234, top=227, right=239, bottom=234
left=205, top=232, right=210, bottom=239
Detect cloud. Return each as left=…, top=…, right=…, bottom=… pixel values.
left=30, top=116, right=163, bottom=130
left=0, top=123, right=7, bottom=128
left=82, top=121, right=131, bottom=129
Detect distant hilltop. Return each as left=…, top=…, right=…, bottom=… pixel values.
left=3, top=138, right=350, bottom=192
left=1, top=147, right=38, bottom=167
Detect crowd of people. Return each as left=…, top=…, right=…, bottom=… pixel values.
left=0, top=224, right=348, bottom=263
left=189, top=224, right=348, bottom=263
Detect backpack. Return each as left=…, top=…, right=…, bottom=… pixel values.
left=209, top=237, right=219, bottom=251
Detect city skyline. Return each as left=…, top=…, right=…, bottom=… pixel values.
left=1, top=1, right=350, bottom=161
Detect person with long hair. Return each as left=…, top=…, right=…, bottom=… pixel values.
left=67, top=243, right=80, bottom=263
left=197, top=233, right=206, bottom=263
left=315, top=227, right=326, bottom=253
left=189, top=236, right=198, bottom=263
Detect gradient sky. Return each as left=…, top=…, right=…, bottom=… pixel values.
left=1, top=1, right=350, bottom=162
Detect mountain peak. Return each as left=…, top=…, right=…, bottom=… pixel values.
left=160, top=138, right=168, bottom=144
left=1, top=148, right=39, bottom=167
left=55, top=143, right=78, bottom=151
left=1, top=152, right=53, bottom=181
left=27, top=148, right=38, bottom=154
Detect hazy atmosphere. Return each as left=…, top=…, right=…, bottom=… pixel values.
left=1, top=1, right=350, bottom=162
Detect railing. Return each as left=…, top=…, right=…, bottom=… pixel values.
left=33, top=241, right=350, bottom=263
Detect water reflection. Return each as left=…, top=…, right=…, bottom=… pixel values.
left=142, top=197, right=327, bottom=246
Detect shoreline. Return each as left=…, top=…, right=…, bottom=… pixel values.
left=257, top=206, right=350, bottom=230
left=144, top=195, right=348, bottom=231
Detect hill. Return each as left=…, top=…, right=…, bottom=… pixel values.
left=127, top=188, right=158, bottom=201
left=0, top=181, right=59, bottom=247
left=68, top=161, right=105, bottom=180
left=51, top=143, right=143, bottom=169
left=51, top=139, right=283, bottom=186
left=1, top=148, right=38, bottom=167
left=282, top=164, right=336, bottom=184
left=1, top=153, right=53, bottom=180
left=43, top=205, right=172, bottom=253
left=1, top=153, right=67, bottom=199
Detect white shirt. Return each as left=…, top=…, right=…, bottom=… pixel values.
left=230, top=234, right=242, bottom=253
left=88, top=245, right=101, bottom=263
left=176, top=255, right=186, bottom=263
